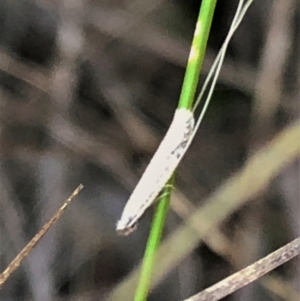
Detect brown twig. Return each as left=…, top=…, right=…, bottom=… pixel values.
left=170, top=191, right=300, bottom=300
left=183, top=238, right=300, bottom=301
left=0, top=184, right=84, bottom=287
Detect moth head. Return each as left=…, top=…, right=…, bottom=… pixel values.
left=116, top=216, right=138, bottom=236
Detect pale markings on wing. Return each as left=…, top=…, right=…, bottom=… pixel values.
left=116, top=108, right=194, bottom=235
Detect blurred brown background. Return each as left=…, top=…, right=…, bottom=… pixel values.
left=0, top=0, right=299, bottom=300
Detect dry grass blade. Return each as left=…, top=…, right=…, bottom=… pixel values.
left=171, top=192, right=300, bottom=300
left=0, top=184, right=84, bottom=287
left=184, top=237, right=300, bottom=301
left=0, top=48, right=50, bottom=93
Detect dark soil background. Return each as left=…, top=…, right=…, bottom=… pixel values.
left=0, top=0, right=299, bottom=300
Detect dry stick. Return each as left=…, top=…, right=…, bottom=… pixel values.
left=183, top=237, right=300, bottom=301
left=170, top=192, right=300, bottom=300
left=0, top=184, right=84, bottom=287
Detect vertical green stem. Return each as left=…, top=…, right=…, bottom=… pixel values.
left=134, top=1, right=217, bottom=300
left=178, top=0, right=218, bottom=110
left=134, top=177, right=173, bottom=301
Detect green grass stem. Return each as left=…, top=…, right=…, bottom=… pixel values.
left=134, top=1, right=217, bottom=300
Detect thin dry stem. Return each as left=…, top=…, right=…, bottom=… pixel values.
left=171, top=191, right=300, bottom=300
left=0, top=184, right=84, bottom=287
left=183, top=238, right=300, bottom=301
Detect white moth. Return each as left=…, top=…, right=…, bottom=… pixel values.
left=116, top=108, right=194, bottom=235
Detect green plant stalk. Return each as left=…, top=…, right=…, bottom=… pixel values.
left=134, top=1, right=217, bottom=300
left=133, top=177, right=173, bottom=301
left=178, top=0, right=217, bottom=110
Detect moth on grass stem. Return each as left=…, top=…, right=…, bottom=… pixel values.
left=116, top=108, right=194, bottom=235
